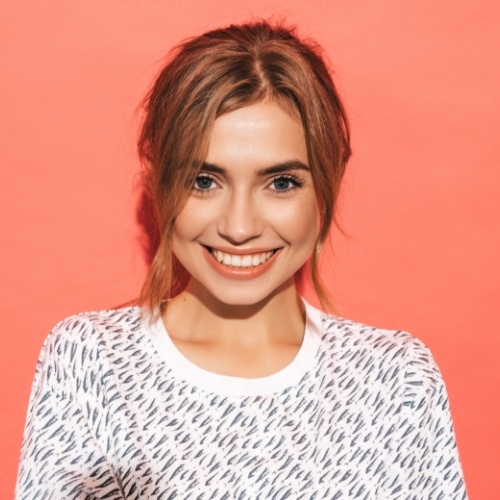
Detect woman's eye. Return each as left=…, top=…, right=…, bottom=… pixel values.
left=270, top=176, right=302, bottom=192
left=194, top=175, right=215, bottom=192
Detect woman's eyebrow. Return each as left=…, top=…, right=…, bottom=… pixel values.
left=257, top=161, right=310, bottom=176
left=200, top=162, right=227, bottom=175
left=200, top=160, right=310, bottom=176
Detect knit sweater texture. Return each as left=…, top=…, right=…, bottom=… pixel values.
left=16, top=301, right=467, bottom=499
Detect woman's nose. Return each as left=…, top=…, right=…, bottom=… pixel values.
left=218, top=191, right=262, bottom=244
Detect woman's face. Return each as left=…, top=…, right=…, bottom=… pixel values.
left=172, top=100, right=320, bottom=306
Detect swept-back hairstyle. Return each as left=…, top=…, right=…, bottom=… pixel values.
left=138, top=20, right=351, bottom=312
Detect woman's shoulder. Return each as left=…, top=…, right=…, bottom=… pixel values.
left=329, top=314, right=427, bottom=351
left=32, top=306, right=157, bottom=397
left=308, top=303, right=445, bottom=407
left=39, top=307, right=150, bottom=367
left=46, top=306, right=146, bottom=341
left=306, top=301, right=440, bottom=381
left=44, top=306, right=159, bottom=359
left=308, top=302, right=427, bottom=354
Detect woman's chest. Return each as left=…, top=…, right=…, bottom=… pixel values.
left=94, top=374, right=410, bottom=498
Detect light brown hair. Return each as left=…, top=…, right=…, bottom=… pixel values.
left=138, top=20, right=351, bottom=312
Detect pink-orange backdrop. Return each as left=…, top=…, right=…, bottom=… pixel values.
left=1, top=1, right=499, bottom=497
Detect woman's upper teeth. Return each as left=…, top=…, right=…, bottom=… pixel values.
left=212, top=249, right=273, bottom=267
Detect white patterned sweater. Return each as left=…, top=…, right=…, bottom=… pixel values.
left=16, top=301, right=467, bottom=499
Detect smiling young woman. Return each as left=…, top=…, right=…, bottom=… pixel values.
left=16, top=21, right=467, bottom=499
left=167, top=100, right=318, bottom=377
left=172, top=102, right=317, bottom=304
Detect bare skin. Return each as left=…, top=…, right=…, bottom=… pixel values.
left=164, top=278, right=305, bottom=377
left=162, top=101, right=319, bottom=378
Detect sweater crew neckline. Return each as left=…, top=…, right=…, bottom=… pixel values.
left=146, top=299, right=323, bottom=397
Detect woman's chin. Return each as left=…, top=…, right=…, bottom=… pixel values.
left=184, top=277, right=297, bottom=312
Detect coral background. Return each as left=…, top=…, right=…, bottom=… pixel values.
left=1, top=1, right=499, bottom=497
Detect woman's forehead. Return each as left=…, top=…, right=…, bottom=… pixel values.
left=205, top=101, right=308, bottom=171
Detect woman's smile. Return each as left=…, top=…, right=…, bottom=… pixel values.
left=205, top=246, right=278, bottom=268
left=171, top=100, right=320, bottom=306
left=201, top=245, right=282, bottom=280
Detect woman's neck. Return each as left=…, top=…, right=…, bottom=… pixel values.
left=161, top=280, right=306, bottom=377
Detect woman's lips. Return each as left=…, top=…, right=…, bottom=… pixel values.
left=202, top=245, right=281, bottom=279
left=210, top=247, right=274, bottom=267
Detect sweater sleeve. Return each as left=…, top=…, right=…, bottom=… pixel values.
left=15, top=321, right=125, bottom=500
left=401, top=338, right=468, bottom=499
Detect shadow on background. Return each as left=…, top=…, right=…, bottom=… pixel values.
left=135, top=183, right=190, bottom=298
